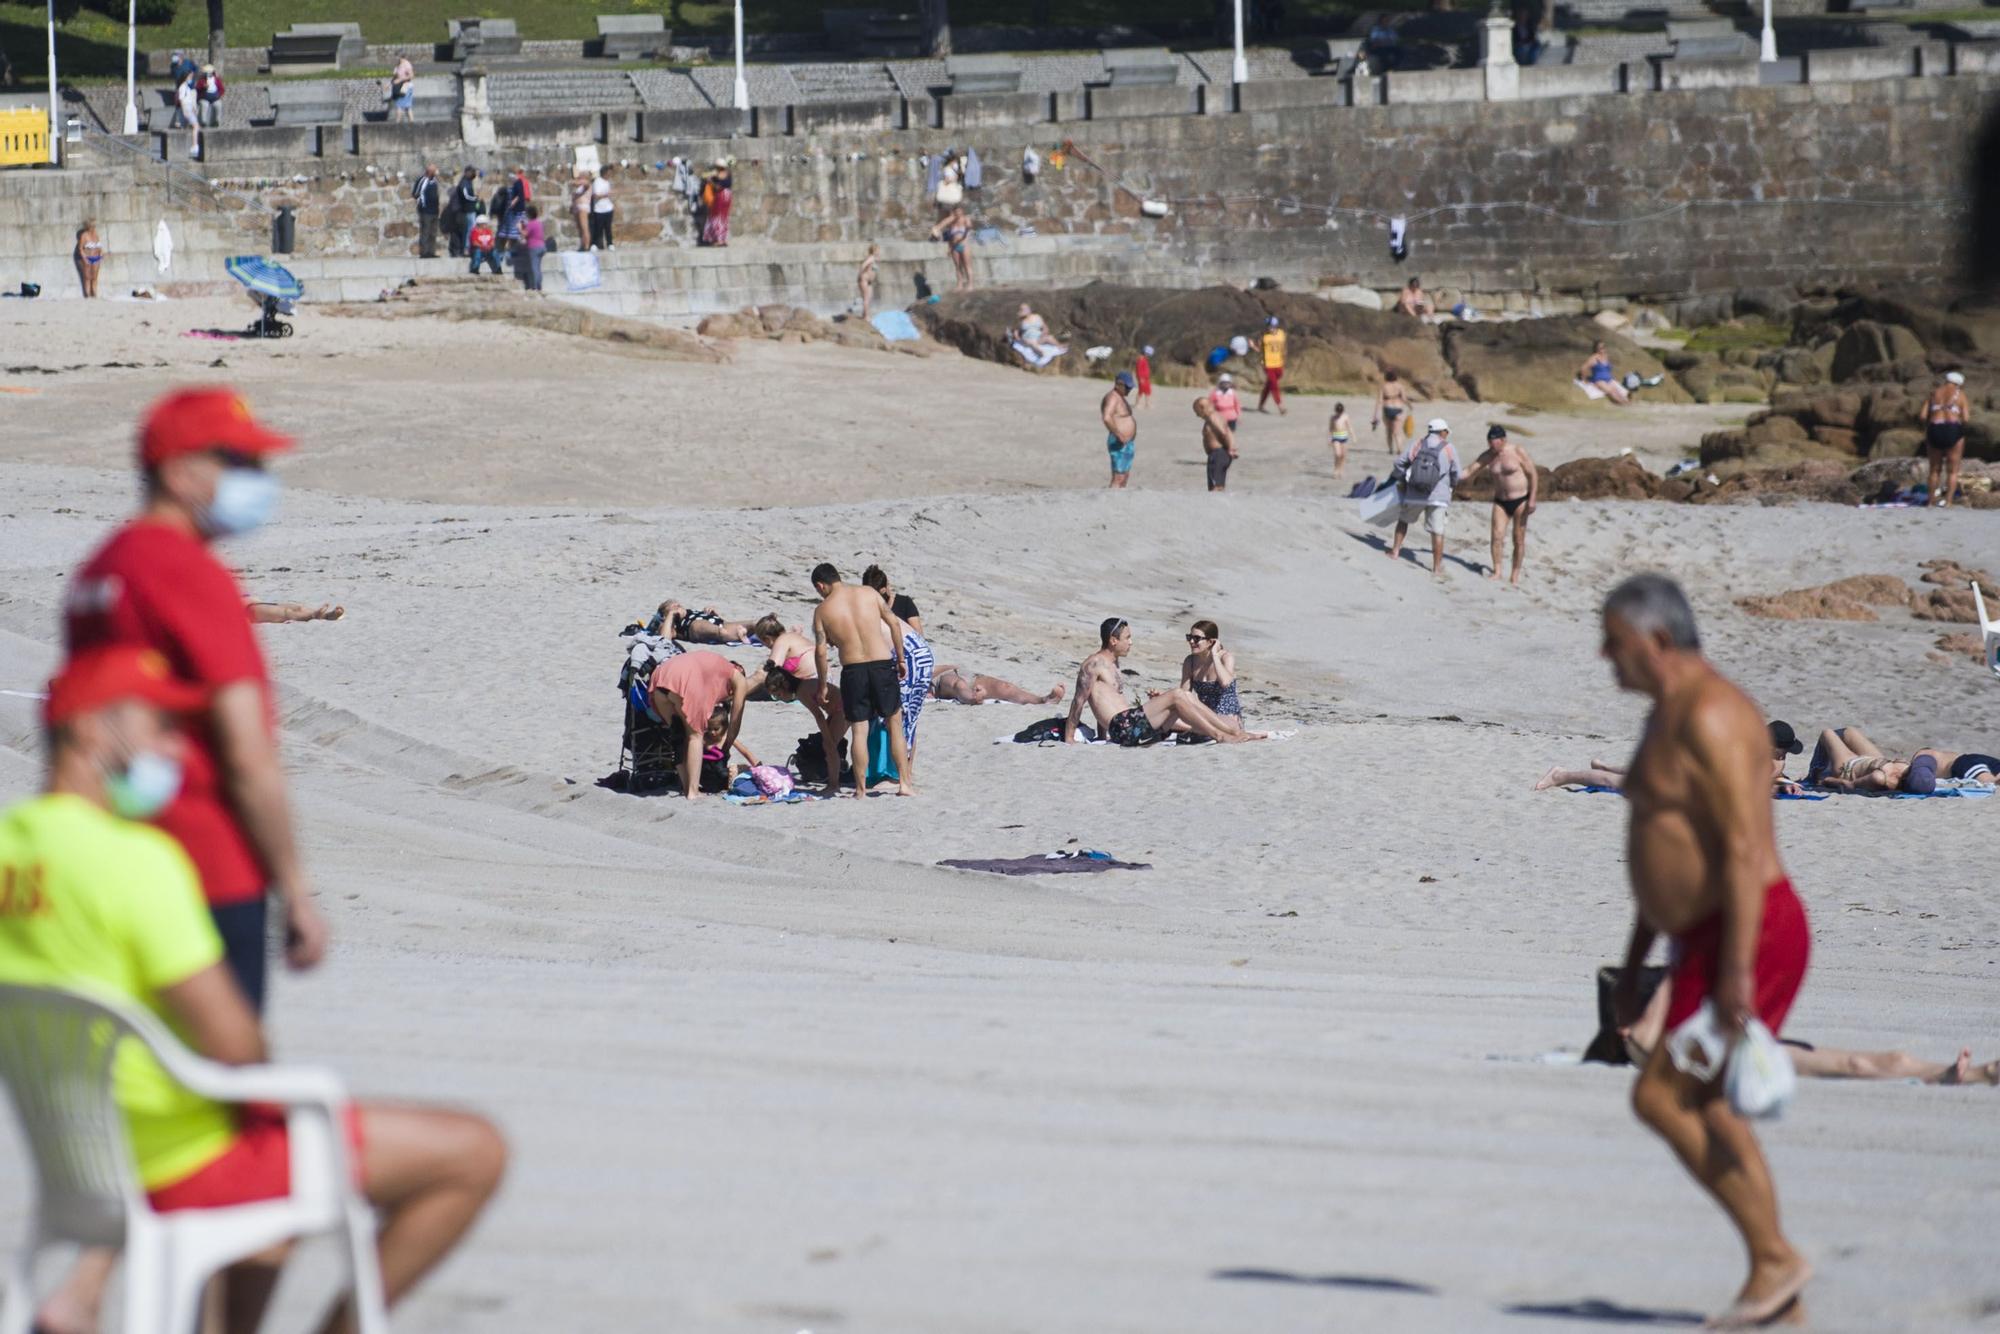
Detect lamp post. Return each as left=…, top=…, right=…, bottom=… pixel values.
left=1232, top=0, right=1248, bottom=84
left=123, top=0, right=138, bottom=134
left=1759, top=0, right=1777, bottom=62
left=45, top=0, right=60, bottom=163
left=733, top=0, right=750, bottom=111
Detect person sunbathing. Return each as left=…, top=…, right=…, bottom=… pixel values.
left=1537, top=721, right=1805, bottom=793
left=931, top=665, right=1064, bottom=705
left=1807, top=726, right=1923, bottom=794
left=247, top=599, right=345, bottom=624
left=650, top=599, right=753, bottom=645
left=1013, top=303, right=1066, bottom=358
left=1623, top=977, right=1999, bottom=1086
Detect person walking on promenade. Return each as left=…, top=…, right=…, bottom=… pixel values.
left=590, top=166, right=616, bottom=251
left=389, top=55, right=416, bottom=123
left=519, top=205, right=546, bottom=291
left=412, top=163, right=441, bottom=259
left=1602, top=573, right=1814, bottom=1331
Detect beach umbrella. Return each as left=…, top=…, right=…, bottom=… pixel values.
left=224, top=255, right=305, bottom=303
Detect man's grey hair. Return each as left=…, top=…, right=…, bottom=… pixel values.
left=1603, top=573, right=1700, bottom=650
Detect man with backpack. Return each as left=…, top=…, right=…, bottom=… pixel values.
left=1387, top=417, right=1462, bottom=575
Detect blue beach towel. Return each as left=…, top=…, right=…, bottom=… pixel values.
left=871, top=310, right=921, bottom=342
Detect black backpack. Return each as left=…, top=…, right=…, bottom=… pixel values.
left=790, top=734, right=851, bottom=786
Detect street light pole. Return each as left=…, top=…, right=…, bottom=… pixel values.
left=733, top=0, right=750, bottom=111
left=123, top=0, right=138, bottom=134
left=46, top=0, right=60, bottom=163
left=1759, top=0, right=1777, bottom=62
left=1232, top=0, right=1248, bottom=84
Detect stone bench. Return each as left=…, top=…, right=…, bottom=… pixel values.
left=1673, top=32, right=1757, bottom=59
left=449, top=17, right=523, bottom=61
left=270, top=23, right=364, bottom=69
left=1663, top=18, right=1737, bottom=40
left=1103, top=46, right=1180, bottom=86
left=945, top=53, right=1022, bottom=93
left=596, top=14, right=671, bottom=59
left=268, top=80, right=346, bottom=124
left=409, top=74, right=459, bottom=120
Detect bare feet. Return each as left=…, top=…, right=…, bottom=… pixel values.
left=1043, top=684, right=1066, bottom=703
left=1533, top=765, right=1564, bottom=791
left=1706, top=1257, right=1811, bottom=1330
left=1486, top=567, right=1501, bottom=581
left=895, top=781, right=915, bottom=796
left=1937, top=1050, right=2000, bottom=1085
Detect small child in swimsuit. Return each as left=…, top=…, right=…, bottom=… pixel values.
left=1328, top=402, right=1351, bottom=478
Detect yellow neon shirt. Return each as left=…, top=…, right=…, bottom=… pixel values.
left=1262, top=329, right=1286, bottom=370
left=0, top=794, right=236, bottom=1189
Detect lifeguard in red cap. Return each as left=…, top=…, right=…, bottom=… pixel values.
left=62, top=387, right=326, bottom=1010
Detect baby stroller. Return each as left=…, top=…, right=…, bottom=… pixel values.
left=224, top=255, right=304, bottom=340
left=246, top=293, right=296, bottom=339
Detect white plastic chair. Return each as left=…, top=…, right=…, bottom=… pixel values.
left=0, top=984, right=386, bottom=1334
left=1974, top=582, right=2000, bottom=681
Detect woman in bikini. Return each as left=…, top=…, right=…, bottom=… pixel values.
left=858, top=242, right=880, bottom=320
left=1460, top=424, right=1537, bottom=584
left=1178, top=620, right=1241, bottom=721
left=74, top=221, right=104, bottom=299
left=929, top=205, right=973, bottom=292
left=1327, top=402, right=1352, bottom=479
left=651, top=600, right=752, bottom=645
left=756, top=614, right=847, bottom=791
left=1806, top=726, right=1916, bottom=794
left=1372, top=371, right=1410, bottom=455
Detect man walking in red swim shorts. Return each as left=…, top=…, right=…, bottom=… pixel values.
left=1601, top=573, right=1813, bottom=1330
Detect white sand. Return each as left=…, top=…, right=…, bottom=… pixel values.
left=2, top=299, right=1997, bottom=1332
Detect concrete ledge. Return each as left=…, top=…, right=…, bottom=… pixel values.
left=485, top=114, right=602, bottom=145
left=1805, top=46, right=1915, bottom=82
left=1235, top=78, right=1349, bottom=112
left=1954, top=40, right=2000, bottom=74
left=1517, top=63, right=1623, bottom=98
left=1086, top=83, right=1199, bottom=119
left=1654, top=57, right=1761, bottom=90
left=944, top=91, right=1052, bottom=127
left=1386, top=68, right=1486, bottom=103
left=197, top=127, right=322, bottom=161
left=791, top=97, right=902, bottom=134
left=354, top=121, right=468, bottom=157
left=644, top=108, right=748, bottom=140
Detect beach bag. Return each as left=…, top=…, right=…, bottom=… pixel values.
left=1013, top=716, right=1069, bottom=743
left=1402, top=410, right=1416, bottom=438
left=1397, top=435, right=1449, bottom=495
left=790, top=734, right=850, bottom=785
left=749, top=764, right=793, bottom=797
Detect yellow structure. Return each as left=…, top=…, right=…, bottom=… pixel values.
left=0, top=108, right=51, bottom=168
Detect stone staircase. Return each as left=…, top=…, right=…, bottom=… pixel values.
left=486, top=70, right=643, bottom=117
left=787, top=62, right=902, bottom=102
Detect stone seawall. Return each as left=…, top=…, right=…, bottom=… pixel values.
left=94, top=73, right=2000, bottom=308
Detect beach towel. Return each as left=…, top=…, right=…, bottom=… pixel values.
left=1012, top=340, right=1062, bottom=368
left=153, top=219, right=173, bottom=275
left=723, top=789, right=821, bottom=805
left=1357, top=483, right=1403, bottom=527
left=939, top=850, right=1151, bottom=875
left=1573, top=378, right=1606, bottom=401
left=1573, top=784, right=1830, bottom=801
left=561, top=250, right=602, bottom=292
left=872, top=310, right=921, bottom=342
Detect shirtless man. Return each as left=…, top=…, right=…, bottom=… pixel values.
left=1102, top=371, right=1138, bottom=489
left=1461, top=424, right=1538, bottom=584
left=931, top=666, right=1064, bottom=706
left=1920, top=370, right=1972, bottom=509
left=1372, top=370, right=1411, bottom=454
left=1063, top=618, right=1266, bottom=746
left=810, top=562, right=913, bottom=797
left=1396, top=276, right=1432, bottom=320
left=1602, top=574, right=1813, bottom=1329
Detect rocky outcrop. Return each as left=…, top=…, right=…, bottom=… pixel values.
left=1444, top=318, right=1689, bottom=410
left=329, top=277, right=726, bottom=363
left=697, top=304, right=897, bottom=353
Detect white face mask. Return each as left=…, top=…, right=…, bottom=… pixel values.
left=105, top=748, right=183, bottom=820
left=197, top=467, right=280, bottom=539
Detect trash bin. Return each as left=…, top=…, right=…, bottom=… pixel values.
left=271, top=205, right=296, bottom=255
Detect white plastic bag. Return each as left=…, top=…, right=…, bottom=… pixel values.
left=1667, top=1001, right=1796, bottom=1120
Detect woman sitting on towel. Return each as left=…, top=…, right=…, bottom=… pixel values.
left=1578, top=341, right=1631, bottom=405
left=758, top=615, right=847, bottom=792
left=1178, top=620, right=1241, bottom=719
left=651, top=600, right=753, bottom=645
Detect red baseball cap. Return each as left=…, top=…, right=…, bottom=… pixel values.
left=44, top=646, right=205, bottom=727
left=138, top=387, right=294, bottom=469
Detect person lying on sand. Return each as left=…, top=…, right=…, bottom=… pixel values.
left=1064, top=617, right=1266, bottom=747
left=1623, top=975, right=1999, bottom=1086
left=931, top=666, right=1063, bottom=705
left=1807, top=726, right=1922, bottom=794
left=650, top=600, right=753, bottom=645
left=247, top=599, right=344, bottom=624
left=1538, top=720, right=1806, bottom=794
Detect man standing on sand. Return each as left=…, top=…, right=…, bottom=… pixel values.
left=1257, top=316, right=1287, bottom=415
left=1603, top=574, right=1813, bottom=1330
left=1386, top=418, right=1461, bottom=576
left=811, top=562, right=913, bottom=797
left=1461, top=424, right=1537, bottom=584
left=1102, top=371, right=1138, bottom=489
left=413, top=163, right=442, bottom=259
left=1064, top=618, right=1265, bottom=747
left=1921, top=370, right=1972, bottom=509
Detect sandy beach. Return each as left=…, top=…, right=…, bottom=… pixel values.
left=2, top=297, right=1997, bottom=1332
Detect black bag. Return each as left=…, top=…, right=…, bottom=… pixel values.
left=1581, top=964, right=1670, bottom=1066
left=19, top=282, right=40, bottom=298
left=1013, top=715, right=1095, bottom=743
left=790, top=734, right=851, bottom=786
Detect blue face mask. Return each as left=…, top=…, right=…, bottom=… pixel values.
left=198, top=468, right=280, bottom=539
left=106, top=750, right=183, bottom=820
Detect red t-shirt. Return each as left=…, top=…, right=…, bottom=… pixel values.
left=63, top=520, right=272, bottom=906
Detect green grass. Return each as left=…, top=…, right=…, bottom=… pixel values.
left=1679, top=319, right=1792, bottom=354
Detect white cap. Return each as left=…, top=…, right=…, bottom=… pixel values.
left=1217, top=373, right=1232, bottom=385
left=1427, top=417, right=1449, bottom=433
left=1142, top=345, right=1154, bottom=356
left=1268, top=316, right=1280, bottom=327
left=1946, top=371, right=1965, bottom=385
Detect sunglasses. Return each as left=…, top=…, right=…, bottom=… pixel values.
left=1186, top=634, right=1211, bottom=645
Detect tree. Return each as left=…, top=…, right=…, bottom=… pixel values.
left=920, top=0, right=950, bottom=57
left=206, top=0, right=223, bottom=70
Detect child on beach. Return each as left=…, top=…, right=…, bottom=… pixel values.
left=1135, top=345, right=1154, bottom=409
left=1209, top=374, right=1242, bottom=433
left=1195, top=397, right=1237, bottom=492
left=467, top=215, right=501, bottom=275
left=1328, top=402, right=1351, bottom=478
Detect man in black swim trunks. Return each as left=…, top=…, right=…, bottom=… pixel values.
left=1461, top=424, right=1538, bottom=585
left=1064, top=618, right=1266, bottom=746
left=810, top=562, right=914, bottom=797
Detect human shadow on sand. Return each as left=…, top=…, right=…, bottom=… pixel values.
left=1502, top=1297, right=1704, bottom=1325
left=1212, top=1268, right=1439, bottom=1296
left=1345, top=528, right=1488, bottom=577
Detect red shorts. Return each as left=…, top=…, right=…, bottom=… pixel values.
left=147, top=1104, right=365, bottom=1214
left=1663, top=877, right=1810, bottom=1034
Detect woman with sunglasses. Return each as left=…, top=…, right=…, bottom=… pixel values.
left=1178, top=620, right=1241, bottom=720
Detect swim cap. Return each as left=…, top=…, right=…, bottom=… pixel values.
left=1945, top=371, right=1965, bottom=385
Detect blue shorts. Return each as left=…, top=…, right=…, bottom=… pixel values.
left=1107, top=434, right=1135, bottom=474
